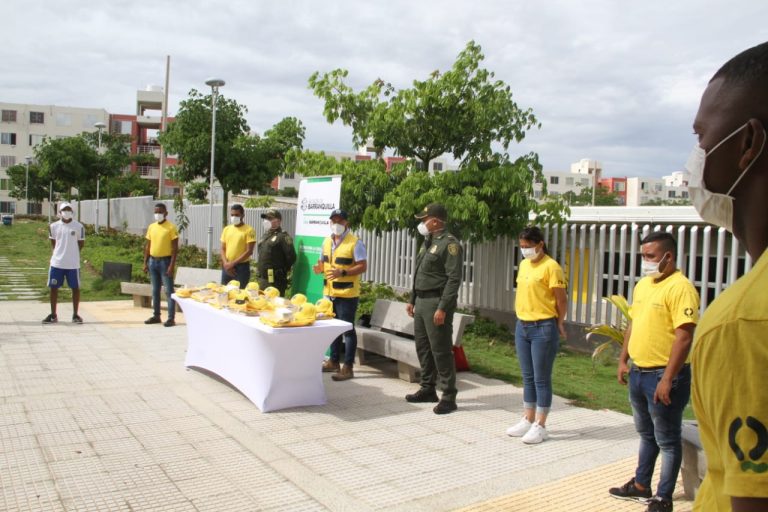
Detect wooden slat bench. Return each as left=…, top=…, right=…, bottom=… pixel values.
left=356, top=299, right=474, bottom=382
left=120, top=266, right=222, bottom=308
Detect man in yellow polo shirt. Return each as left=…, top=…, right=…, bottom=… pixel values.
left=687, top=42, right=768, bottom=511
left=220, top=204, right=256, bottom=287
left=143, top=203, right=179, bottom=327
left=609, top=231, right=699, bottom=512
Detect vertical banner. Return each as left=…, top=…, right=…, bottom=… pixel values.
left=291, top=176, right=341, bottom=302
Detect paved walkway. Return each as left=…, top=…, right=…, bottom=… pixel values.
left=0, top=300, right=694, bottom=511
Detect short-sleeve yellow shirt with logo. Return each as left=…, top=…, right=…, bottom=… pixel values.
left=515, top=254, right=566, bottom=321
left=628, top=270, right=699, bottom=368
left=692, top=249, right=768, bottom=511
left=220, top=223, right=256, bottom=262
left=145, top=221, right=179, bottom=258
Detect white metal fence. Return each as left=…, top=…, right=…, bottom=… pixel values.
left=73, top=198, right=747, bottom=326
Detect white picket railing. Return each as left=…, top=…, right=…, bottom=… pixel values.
left=73, top=198, right=749, bottom=325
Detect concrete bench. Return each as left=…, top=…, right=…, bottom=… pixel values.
left=681, top=420, right=706, bottom=500
left=356, top=299, right=474, bottom=382
left=120, top=266, right=222, bottom=308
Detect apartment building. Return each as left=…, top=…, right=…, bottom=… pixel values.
left=0, top=102, right=108, bottom=214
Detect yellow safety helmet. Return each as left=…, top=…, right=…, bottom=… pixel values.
left=294, top=303, right=317, bottom=324
left=205, top=282, right=219, bottom=289
left=290, top=293, right=307, bottom=306
left=315, top=298, right=334, bottom=316
left=263, top=286, right=280, bottom=298
left=246, top=282, right=259, bottom=291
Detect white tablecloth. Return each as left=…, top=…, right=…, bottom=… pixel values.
left=174, top=295, right=352, bottom=412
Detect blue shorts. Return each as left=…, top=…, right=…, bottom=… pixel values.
left=48, top=267, right=80, bottom=289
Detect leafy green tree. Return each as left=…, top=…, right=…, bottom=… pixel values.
left=561, top=186, right=621, bottom=206
left=309, top=41, right=539, bottom=172
left=33, top=136, right=99, bottom=200
left=159, top=89, right=305, bottom=225
left=6, top=161, right=49, bottom=204
left=287, top=150, right=563, bottom=243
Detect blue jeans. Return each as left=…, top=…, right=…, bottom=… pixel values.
left=148, top=257, right=175, bottom=321
left=328, top=297, right=358, bottom=366
left=515, top=318, right=559, bottom=413
left=629, top=364, right=690, bottom=500
left=221, top=263, right=250, bottom=287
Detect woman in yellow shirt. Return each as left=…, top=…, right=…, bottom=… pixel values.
left=506, top=226, right=567, bottom=444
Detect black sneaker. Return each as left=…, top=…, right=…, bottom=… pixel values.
left=42, top=314, right=58, bottom=324
left=433, top=400, right=458, bottom=415
left=164, top=319, right=176, bottom=327
left=609, top=477, right=652, bottom=502
left=72, top=315, right=83, bottom=324
left=144, top=316, right=161, bottom=325
left=405, top=388, right=439, bottom=403
left=646, top=496, right=673, bottom=512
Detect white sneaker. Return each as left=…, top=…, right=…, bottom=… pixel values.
left=522, top=421, right=548, bottom=444
left=506, top=417, right=533, bottom=437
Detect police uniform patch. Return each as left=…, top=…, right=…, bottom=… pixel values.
left=430, top=245, right=438, bottom=254
left=684, top=307, right=694, bottom=318
left=448, top=243, right=459, bottom=256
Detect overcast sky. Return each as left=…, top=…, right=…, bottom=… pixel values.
left=3, top=1, right=766, bottom=178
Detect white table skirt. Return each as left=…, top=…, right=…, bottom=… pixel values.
left=174, top=295, right=352, bottom=412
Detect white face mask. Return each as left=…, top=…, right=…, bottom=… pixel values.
left=520, top=247, right=539, bottom=260
left=417, top=222, right=430, bottom=236
left=262, top=219, right=273, bottom=231
left=686, top=122, right=766, bottom=232
left=641, top=259, right=662, bottom=278
left=60, top=211, right=73, bottom=220
left=331, top=223, right=345, bottom=236
left=154, top=213, right=164, bottom=222
left=230, top=216, right=242, bottom=225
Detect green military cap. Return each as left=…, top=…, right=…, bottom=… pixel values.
left=415, top=203, right=447, bottom=221
left=260, top=209, right=282, bottom=220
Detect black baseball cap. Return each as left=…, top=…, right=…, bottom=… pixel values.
left=414, top=203, right=447, bottom=221
left=329, top=209, right=348, bottom=220
left=260, top=209, right=282, bottom=220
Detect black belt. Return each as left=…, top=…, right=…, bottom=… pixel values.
left=633, top=363, right=690, bottom=373
left=150, top=256, right=171, bottom=260
left=415, top=289, right=442, bottom=299
left=519, top=317, right=556, bottom=325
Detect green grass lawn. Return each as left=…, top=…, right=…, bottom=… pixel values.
left=0, top=218, right=207, bottom=301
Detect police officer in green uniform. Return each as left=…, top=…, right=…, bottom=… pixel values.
left=257, top=209, right=296, bottom=296
left=405, top=203, right=463, bottom=415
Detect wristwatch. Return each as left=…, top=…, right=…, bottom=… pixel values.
left=341, top=269, right=348, bottom=277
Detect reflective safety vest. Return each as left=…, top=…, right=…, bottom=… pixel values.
left=322, top=233, right=361, bottom=298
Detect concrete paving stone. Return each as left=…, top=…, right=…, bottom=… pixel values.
left=340, top=445, right=397, bottom=467
left=61, top=494, right=132, bottom=512
left=159, top=458, right=219, bottom=482
left=72, top=409, right=122, bottom=430
left=117, top=409, right=164, bottom=425
left=194, top=436, right=246, bottom=456
left=348, top=481, right=409, bottom=510
left=264, top=427, right=306, bottom=446
left=97, top=452, right=156, bottom=473
left=121, top=482, right=191, bottom=510
left=0, top=433, right=38, bottom=453
left=243, top=480, right=315, bottom=510
left=178, top=426, right=228, bottom=444
left=43, top=442, right=97, bottom=462
left=173, top=473, right=239, bottom=500
left=134, top=430, right=188, bottom=450
left=0, top=411, right=27, bottom=426
left=282, top=439, right=338, bottom=459
left=0, top=479, right=63, bottom=512
left=47, top=456, right=105, bottom=480
left=0, top=446, right=46, bottom=469
left=83, top=425, right=133, bottom=442
left=321, top=433, right=370, bottom=452
left=262, top=498, right=328, bottom=512
left=54, top=471, right=121, bottom=499
left=145, top=443, right=201, bottom=464
left=192, top=491, right=261, bottom=511
left=36, top=428, right=89, bottom=448
left=91, top=436, right=146, bottom=456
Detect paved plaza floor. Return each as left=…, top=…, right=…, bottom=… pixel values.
left=0, top=300, right=693, bottom=511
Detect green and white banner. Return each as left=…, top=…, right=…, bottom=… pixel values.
left=291, top=176, right=341, bottom=302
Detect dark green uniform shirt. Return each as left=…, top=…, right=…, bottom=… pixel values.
left=257, top=227, right=296, bottom=279
left=411, top=231, right=463, bottom=311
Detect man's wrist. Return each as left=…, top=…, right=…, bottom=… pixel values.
left=341, top=269, right=348, bottom=277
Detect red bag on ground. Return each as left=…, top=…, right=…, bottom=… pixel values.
left=453, top=346, right=470, bottom=372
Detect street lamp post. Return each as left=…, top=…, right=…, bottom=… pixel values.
left=94, top=121, right=106, bottom=234
left=204, top=77, right=225, bottom=269
left=24, top=156, right=32, bottom=213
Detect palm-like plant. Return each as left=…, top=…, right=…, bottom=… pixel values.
left=586, top=295, right=631, bottom=362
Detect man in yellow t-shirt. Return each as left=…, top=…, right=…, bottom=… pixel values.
left=687, top=42, right=768, bottom=511
left=143, top=203, right=179, bottom=327
left=220, top=204, right=256, bottom=288
left=609, top=232, right=699, bottom=512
